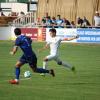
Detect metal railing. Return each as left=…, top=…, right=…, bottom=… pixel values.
left=12, top=12, right=36, bottom=27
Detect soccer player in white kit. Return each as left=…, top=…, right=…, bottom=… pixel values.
left=39, top=28, right=79, bottom=75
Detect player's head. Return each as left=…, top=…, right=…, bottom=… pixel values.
left=14, top=28, right=21, bottom=36
left=49, top=28, right=56, bottom=37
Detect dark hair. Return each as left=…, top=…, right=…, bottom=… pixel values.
left=14, top=28, right=21, bottom=35
left=49, top=28, right=56, bottom=33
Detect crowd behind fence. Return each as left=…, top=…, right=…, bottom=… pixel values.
left=12, top=11, right=100, bottom=28
left=0, top=11, right=100, bottom=28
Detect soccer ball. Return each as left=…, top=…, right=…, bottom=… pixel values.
left=24, top=71, right=31, bottom=78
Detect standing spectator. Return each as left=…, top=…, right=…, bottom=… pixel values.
left=19, top=11, right=25, bottom=24
left=94, top=11, right=100, bottom=28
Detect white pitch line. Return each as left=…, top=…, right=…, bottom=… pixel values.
left=0, top=78, right=31, bottom=83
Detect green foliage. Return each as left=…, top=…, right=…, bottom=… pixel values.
left=0, top=41, right=100, bottom=100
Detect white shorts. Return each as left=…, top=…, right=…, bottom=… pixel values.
left=46, top=54, right=61, bottom=63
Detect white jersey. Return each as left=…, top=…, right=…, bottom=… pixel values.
left=47, top=37, right=62, bottom=55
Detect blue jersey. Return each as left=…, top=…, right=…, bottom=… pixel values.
left=15, top=35, right=35, bottom=57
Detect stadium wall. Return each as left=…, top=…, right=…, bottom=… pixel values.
left=0, top=27, right=46, bottom=41
left=0, top=27, right=100, bottom=43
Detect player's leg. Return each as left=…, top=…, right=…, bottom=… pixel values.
left=9, top=55, right=26, bottom=84
left=28, top=55, right=55, bottom=77
left=30, top=64, right=55, bottom=77
left=9, top=61, right=25, bottom=84
left=39, top=55, right=56, bottom=76
left=55, top=57, right=76, bottom=72
left=43, top=57, right=48, bottom=70
left=43, top=54, right=56, bottom=69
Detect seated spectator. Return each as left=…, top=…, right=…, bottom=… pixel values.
left=35, top=17, right=41, bottom=26
left=45, top=16, right=52, bottom=28
left=82, top=16, right=91, bottom=28
left=56, top=15, right=63, bottom=28
left=62, top=18, right=71, bottom=28
left=94, top=11, right=100, bottom=28
left=41, top=17, right=46, bottom=27
left=76, top=17, right=83, bottom=28
left=51, top=16, right=57, bottom=27
left=70, top=21, right=76, bottom=28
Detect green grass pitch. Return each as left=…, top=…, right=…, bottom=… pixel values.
left=0, top=41, right=100, bottom=100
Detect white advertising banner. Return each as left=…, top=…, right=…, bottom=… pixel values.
left=46, top=28, right=77, bottom=42
left=0, top=27, right=16, bottom=40
left=0, top=27, right=11, bottom=40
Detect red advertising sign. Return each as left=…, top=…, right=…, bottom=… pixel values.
left=21, top=28, right=38, bottom=41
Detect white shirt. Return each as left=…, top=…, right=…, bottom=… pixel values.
left=94, top=16, right=100, bottom=26
left=47, top=37, right=62, bottom=55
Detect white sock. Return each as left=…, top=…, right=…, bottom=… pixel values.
left=43, top=61, right=48, bottom=69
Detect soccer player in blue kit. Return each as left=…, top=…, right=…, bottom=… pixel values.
left=9, top=28, right=55, bottom=84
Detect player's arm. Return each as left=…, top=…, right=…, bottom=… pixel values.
left=63, top=35, right=79, bottom=41
left=38, top=43, right=49, bottom=53
left=10, top=37, right=21, bottom=55
left=10, top=46, right=18, bottom=55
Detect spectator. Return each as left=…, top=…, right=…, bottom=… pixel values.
left=19, top=11, right=25, bottom=24
left=62, top=18, right=71, bottom=28
left=82, top=16, right=91, bottom=28
left=45, top=16, right=52, bottom=28
left=94, top=11, right=100, bottom=28
left=41, top=17, right=46, bottom=27
left=35, top=17, right=41, bottom=26
left=51, top=16, right=56, bottom=27
left=76, top=17, right=83, bottom=28
left=70, top=21, right=76, bottom=28
left=56, top=15, right=63, bottom=28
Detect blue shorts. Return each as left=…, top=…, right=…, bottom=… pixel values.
left=19, top=54, right=37, bottom=67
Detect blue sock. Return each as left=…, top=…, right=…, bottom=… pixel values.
left=36, top=68, right=49, bottom=73
left=15, top=67, right=20, bottom=80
